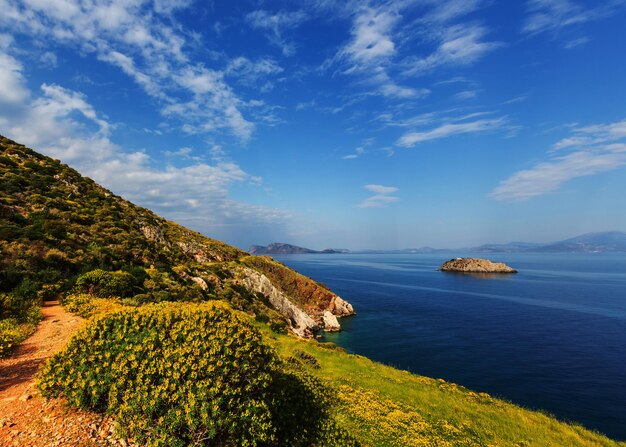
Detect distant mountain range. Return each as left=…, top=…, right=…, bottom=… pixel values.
left=525, top=231, right=626, bottom=253
left=249, top=243, right=349, bottom=255
left=251, top=232, right=626, bottom=255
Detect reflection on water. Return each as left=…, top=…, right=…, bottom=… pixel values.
left=440, top=271, right=516, bottom=280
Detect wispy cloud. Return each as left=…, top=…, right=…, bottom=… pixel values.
left=246, top=9, right=308, bottom=56
left=0, top=0, right=275, bottom=142
left=402, top=24, right=501, bottom=76
left=397, top=116, right=507, bottom=147
left=336, top=5, right=423, bottom=99
left=342, top=7, right=398, bottom=65
left=454, top=89, right=479, bottom=100
left=359, top=184, right=400, bottom=208
left=502, top=94, right=529, bottom=105
left=342, top=139, right=394, bottom=160
left=0, top=35, right=29, bottom=105
left=225, top=57, right=283, bottom=89
left=552, top=120, right=626, bottom=150
left=0, top=38, right=290, bottom=236
left=522, top=0, right=626, bottom=37
left=491, top=118, right=626, bottom=201
left=329, top=1, right=499, bottom=104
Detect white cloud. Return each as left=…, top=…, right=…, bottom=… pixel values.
left=454, top=89, right=479, bottom=100
left=0, top=45, right=290, bottom=236
left=426, top=0, right=485, bottom=23
left=402, top=24, right=501, bottom=76
left=359, top=184, right=399, bottom=208
left=341, top=139, right=386, bottom=160
left=153, top=0, right=194, bottom=15
left=246, top=9, right=308, bottom=56
left=0, top=36, right=30, bottom=105
left=337, top=5, right=418, bottom=99
left=0, top=0, right=260, bottom=142
left=343, top=7, right=398, bottom=64
left=333, top=1, right=497, bottom=100
left=522, top=0, right=625, bottom=36
left=502, top=94, right=529, bottom=105
left=380, top=82, right=430, bottom=99
left=553, top=120, right=626, bottom=150
left=40, top=50, right=58, bottom=67
left=397, top=116, right=506, bottom=147
left=564, top=36, right=590, bottom=48
left=225, top=57, right=283, bottom=88
left=365, top=184, right=399, bottom=194
left=491, top=119, right=626, bottom=201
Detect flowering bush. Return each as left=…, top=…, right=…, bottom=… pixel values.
left=0, top=302, right=41, bottom=357
left=0, top=318, right=22, bottom=356
left=38, top=303, right=276, bottom=446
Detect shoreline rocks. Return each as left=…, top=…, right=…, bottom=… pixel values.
left=322, top=311, right=341, bottom=332
left=236, top=266, right=355, bottom=337
left=439, top=257, right=517, bottom=274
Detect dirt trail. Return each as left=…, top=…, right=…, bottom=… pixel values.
left=0, top=302, right=119, bottom=446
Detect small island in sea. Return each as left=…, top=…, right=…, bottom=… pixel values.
left=439, top=257, right=518, bottom=273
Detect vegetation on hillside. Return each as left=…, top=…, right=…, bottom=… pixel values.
left=0, top=135, right=324, bottom=355
left=241, top=256, right=336, bottom=312
left=38, top=302, right=358, bottom=447
left=3, top=135, right=625, bottom=446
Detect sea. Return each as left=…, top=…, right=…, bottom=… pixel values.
left=273, top=252, right=626, bottom=441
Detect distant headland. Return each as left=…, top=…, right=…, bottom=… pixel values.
left=249, top=243, right=349, bottom=255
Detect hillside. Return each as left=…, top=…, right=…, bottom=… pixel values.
left=0, top=134, right=354, bottom=345
left=1, top=135, right=624, bottom=446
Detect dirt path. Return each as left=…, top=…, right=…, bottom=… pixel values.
left=0, top=302, right=121, bottom=447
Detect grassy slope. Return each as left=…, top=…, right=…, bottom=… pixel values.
left=261, top=324, right=624, bottom=447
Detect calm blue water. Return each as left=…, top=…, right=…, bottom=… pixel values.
left=274, top=253, right=626, bottom=440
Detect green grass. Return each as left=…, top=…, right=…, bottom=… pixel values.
left=258, top=323, right=625, bottom=447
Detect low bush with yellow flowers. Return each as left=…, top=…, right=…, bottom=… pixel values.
left=37, top=302, right=359, bottom=447
left=0, top=298, right=42, bottom=357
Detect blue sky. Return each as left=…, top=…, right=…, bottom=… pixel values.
left=1, top=0, right=626, bottom=250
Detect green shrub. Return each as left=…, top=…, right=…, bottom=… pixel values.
left=267, top=363, right=359, bottom=447
left=38, top=303, right=277, bottom=447
left=0, top=318, right=23, bottom=357
left=0, top=310, right=40, bottom=357
left=63, top=293, right=96, bottom=317
left=75, top=269, right=140, bottom=298
left=269, top=319, right=288, bottom=334
left=0, top=287, right=42, bottom=322
left=292, top=349, right=321, bottom=370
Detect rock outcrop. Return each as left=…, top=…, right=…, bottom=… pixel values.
left=139, top=224, right=168, bottom=246
left=236, top=267, right=320, bottom=338
left=330, top=296, right=355, bottom=316
left=439, top=257, right=517, bottom=273
left=322, top=311, right=341, bottom=332
left=190, top=276, right=209, bottom=290
left=235, top=266, right=355, bottom=337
